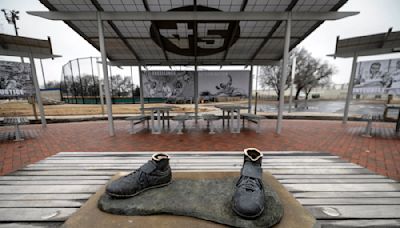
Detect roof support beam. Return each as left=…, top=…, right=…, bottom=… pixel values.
left=108, top=59, right=279, bottom=66
left=87, top=36, right=303, bottom=40
left=27, top=11, right=358, bottom=21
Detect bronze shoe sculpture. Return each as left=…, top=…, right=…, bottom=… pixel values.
left=106, top=153, right=172, bottom=198
left=232, top=148, right=265, bottom=219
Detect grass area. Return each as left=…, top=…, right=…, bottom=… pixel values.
left=0, top=101, right=215, bottom=117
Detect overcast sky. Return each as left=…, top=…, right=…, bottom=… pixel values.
left=1, top=0, right=400, bottom=87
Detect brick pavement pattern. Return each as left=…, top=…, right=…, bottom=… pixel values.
left=0, top=119, right=399, bottom=180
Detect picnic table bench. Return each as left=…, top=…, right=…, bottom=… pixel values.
left=241, top=113, right=266, bottom=133
left=125, top=115, right=150, bottom=134
left=202, top=114, right=220, bottom=134
left=0, top=151, right=399, bottom=227
left=2, top=117, right=30, bottom=141
left=384, top=104, right=400, bottom=132
left=171, top=114, right=192, bottom=134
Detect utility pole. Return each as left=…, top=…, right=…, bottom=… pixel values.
left=2, top=9, right=23, bottom=63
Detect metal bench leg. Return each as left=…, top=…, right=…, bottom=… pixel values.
left=151, top=112, right=156, bottom=134
left=156, top=110, right=161, bottom=134
left=256, top=119, right=261, bottom=134
left=363, top=120, right=372, bottom=137
left=235, top=109, right=241, bottom=133
left=209, top=120, right=215, bottom=134
left=177, top=121, right=183, bottom=134
left=162, top=112, right=165, bottom=128
left=167, top=111, right=170, bottom=128
left=14, top=124, right=23, bottom=141
left=129, top=120, right=135, bottom=134
left=222, top=110, right=225, bottom=127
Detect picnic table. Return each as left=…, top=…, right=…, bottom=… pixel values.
left=384, top=104, right=400, bottom=132
left=2, top=117, right=29, bottom=141
left=1, top=151, right=399, bottom=227
left=140, top=106, right=176, bottom=134
left=215, top=105, right=248, bottom=133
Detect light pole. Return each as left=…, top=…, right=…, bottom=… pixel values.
left=2, top=9, right=19, bottom=36
left=2, top=9, right=24, bottom=63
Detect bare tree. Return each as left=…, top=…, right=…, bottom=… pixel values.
left=303, top=61, right=334, bottom=100
left=258, top=47, right=335, bottom=104
left=258, top=64, right=291, bottom=100
left=290, top=48, right=335, bottom=102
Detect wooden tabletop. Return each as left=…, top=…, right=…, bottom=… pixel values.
left=140, top=106, right=177, bottom=111
left=0, top=151, right=399, bottom=227
left=215, top=105, right=248, bottom=110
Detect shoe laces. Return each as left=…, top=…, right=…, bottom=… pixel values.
left=240, top=176, right=260, bottom=192
left=121, top=165, right=148, bottom=186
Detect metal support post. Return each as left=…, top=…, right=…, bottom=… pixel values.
left=288, top=56, right=296, bottom=113
left=248, top=65, right=253, bottom=113
left=343, top=52, right=358, bottom=124
left=276, top=12, right=291, bottom=134
left=97, top=12, right=115, bottom=136
left=29, top=53, right=47, bottom=128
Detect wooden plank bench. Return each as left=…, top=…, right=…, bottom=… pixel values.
left=0, top=151, right=399, bottom=227
left=241, top=113, right=266, bottom=133
left=2, top=117, right=30, bottom=141
left=125, top=115, right=150, bottom=134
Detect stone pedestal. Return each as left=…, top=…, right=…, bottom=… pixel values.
left=62, top=172, right=315, bottom=228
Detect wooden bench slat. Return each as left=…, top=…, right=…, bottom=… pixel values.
left=284, top=183, right=400, bottom=192
left=306, top=205, right=400, bottom=219
left=0, top=185, right=102, bottom=194
left=0, top=180, right=108, bottom=185
left=0, top=194, right=92, bottom=201
left=0, top=208, right=77, bottom=222
left=0, top=222, right=64, bottom=228
left=299, top=198, right=400, bottom=205
left=0, top=176, right=110, bottom=181
left=0, top=200, right=83, bottom=208
left=280, top=178, right=396, bottom=183
left=315, top=219, right=400, bottom=228
left=294, top=191, right=400, bottom=198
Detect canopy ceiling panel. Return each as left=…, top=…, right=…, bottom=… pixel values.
left=40, top=0, right=349, bottom=65
left=255, top=38, right=298, bottom=60
left=72, top=20, right=118, bottom=37
left=92, top=38, right=138, bottom=60
left=226, top=38, right=264, bottom=59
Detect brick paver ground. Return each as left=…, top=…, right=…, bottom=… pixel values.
left=0, top=119, right=399, bottom=180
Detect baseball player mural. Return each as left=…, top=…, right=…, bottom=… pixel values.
left=0, top=60, right=34, bottom=98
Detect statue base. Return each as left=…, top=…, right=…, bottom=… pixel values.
left=62, top=172, right=315, bottom=228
